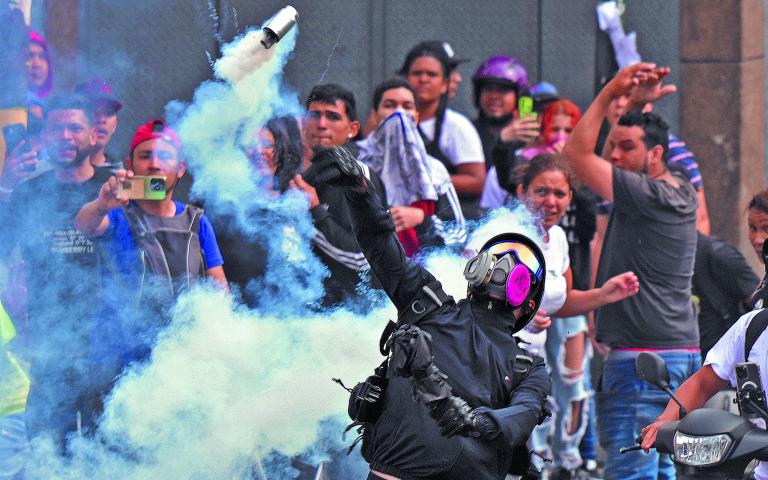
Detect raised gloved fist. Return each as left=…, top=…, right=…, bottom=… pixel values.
left=389, top=324, right=434, bottom=378
left=302, top=146, right=367, bottom=189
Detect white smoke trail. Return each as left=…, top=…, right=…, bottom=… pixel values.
left=22, top=286, right=388, bottom=479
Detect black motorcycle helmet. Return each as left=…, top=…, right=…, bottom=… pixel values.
left=465, top=232, right=546, bottom=333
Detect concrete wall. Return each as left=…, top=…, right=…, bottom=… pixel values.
left=679, top=0, right=765, bottom=271
left=38, top=0, right=768, bottom=266
left=42, top=0, right=682, bottom=161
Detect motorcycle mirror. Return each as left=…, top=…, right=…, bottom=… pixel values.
left=636, top=352, right=670, bottom=389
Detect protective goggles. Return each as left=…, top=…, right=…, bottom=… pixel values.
left=482, top=240, right=544, bottom=283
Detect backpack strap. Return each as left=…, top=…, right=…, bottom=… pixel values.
left=398, top=280, right=453, bottom=324
left=183, top=205, right=205, bottom=276
left=745, top=308, right=768, bottom=362
left=378, top=280, right=454, bottom=356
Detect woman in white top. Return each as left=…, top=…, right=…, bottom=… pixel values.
left=515, top=153, right=639, bottom=475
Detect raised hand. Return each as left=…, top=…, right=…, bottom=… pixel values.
left=629, top=66, right=677, bottom=107
left=606, top=63, right=668, bottom=100
left=500, top=116, right=541, bottom=144
left=96, top=169, right=131, bottom=214
left=302, top=146, right=367, bottom=190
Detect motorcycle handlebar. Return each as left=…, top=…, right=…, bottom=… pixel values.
left=653, top=421, right=679, bottom=454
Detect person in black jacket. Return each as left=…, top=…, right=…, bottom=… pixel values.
left=292, top=84, right=388, bottom=309
left=303, top=146, right=550, bottom=480
left=693, top=233, right=759, bottom=358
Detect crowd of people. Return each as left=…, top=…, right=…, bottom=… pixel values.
left=1, top=16, right=768, bottom=480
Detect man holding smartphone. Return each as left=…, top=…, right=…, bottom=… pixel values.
left=76, top=118, right=228, bottom=294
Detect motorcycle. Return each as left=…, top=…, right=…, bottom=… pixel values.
left=620, top=352, right=768, bottom=479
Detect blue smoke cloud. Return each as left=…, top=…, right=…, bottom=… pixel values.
left=3, top=13, right=378, bottom=479
left=1, top=8, right=547, bottom=479
left=20, top=287, right=382, bottom=479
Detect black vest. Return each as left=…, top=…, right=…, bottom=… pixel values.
left=121, top=203, right=205, bottom=297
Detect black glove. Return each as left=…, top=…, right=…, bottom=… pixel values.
left=471, top=409, right=501, bottom=441
left=302, top=146, right=367, bottom=189
left=389, top=324, right=435, bottom=378
left=428, top=396, right=475, bottom=438
left=429, top=398, right=501, bottom=440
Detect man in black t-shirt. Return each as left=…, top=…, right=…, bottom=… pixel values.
left=0, top=93, right=114, bottom=449
left=75, top=78, right=123, bottom=172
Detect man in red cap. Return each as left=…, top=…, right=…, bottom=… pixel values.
left=76, top=118, right=228, bottom=292
left=75, top=79, right=123, bottom=171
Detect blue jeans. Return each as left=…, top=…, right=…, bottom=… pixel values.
left=546, top=316, right=590, bottom=470
left=579, top=394, right=598, bottom=462
left=597, top=350, right=700, bottom=480
left=529, top=316, right=591, bottom=470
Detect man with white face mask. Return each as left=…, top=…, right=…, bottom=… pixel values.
left=357, top=78, right=465, bottom=255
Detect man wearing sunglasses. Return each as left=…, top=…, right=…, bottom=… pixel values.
left=302, top=146, right=550, bottom=480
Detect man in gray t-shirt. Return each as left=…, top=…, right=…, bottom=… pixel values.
left=562, top=64, right=700, bottom=480
left=597, top=166, right=698, bottom=347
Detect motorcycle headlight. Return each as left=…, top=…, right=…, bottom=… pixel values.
left=673, top=432, right=733, bottom=466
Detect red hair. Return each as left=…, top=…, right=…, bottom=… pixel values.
left=540, top=99, right=581, bottom=136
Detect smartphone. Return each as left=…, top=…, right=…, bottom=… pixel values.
left=117, top=175, right=167, bottom=201
left=518, top=96, right=536, bottom=120
left=2, top=123, right=34, bottom=172
left=3, top=123, right=28, bottom=154
left=735, top=362, right=768, bottom=418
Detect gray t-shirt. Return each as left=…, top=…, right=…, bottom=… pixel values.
left=596, top=167, right=699, bottom=348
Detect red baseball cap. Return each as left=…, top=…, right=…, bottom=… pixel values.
left=130, top=119, right=184, bottom=157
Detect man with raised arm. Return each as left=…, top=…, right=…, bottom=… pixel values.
left=562, top=64, right=699, bottom=480
left=303, top=146, right=549, bottom=480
